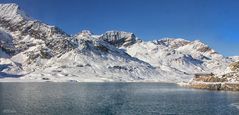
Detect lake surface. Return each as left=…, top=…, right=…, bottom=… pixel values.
left=0, top=83, right=239, bottom=115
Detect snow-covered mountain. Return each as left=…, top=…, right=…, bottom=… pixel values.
left=0, top=3, right=165, bottom=82
left=0, top=3, right=237, bottom=83
left=122, top=38, right=233, bottom=75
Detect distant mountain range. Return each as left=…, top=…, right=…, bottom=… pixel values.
left=0, top=3, right=238, bottom=85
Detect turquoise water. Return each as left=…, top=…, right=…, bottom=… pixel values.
left=0, top=83, right=239, bottom=115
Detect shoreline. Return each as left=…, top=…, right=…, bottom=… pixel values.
left=180, top=81, right=239, bottom=91
left=2, top=77, right=239, bottom=92
left=0, top=77, right=177, bottom=83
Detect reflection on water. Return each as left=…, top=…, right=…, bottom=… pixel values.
left=0, top=83, right=239, bottom=114
left=231, top=103, right=239, bottom=109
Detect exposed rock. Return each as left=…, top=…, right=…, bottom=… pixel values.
left=95, top=45, right=109, bottom=53
left=153, top=38, right=190, bottom=49
left=188, top=82, right=222, bottom=90
left=186, top=82, right=239, bottom=91
left=221, top=72, right=239, bottom=82
left=190, top=40, right=215, bottom=53
left=42, top=77, right=50, bottom=80
left=221, top=83, right=239, bottom=91
left=185, top=63, right=239, bottom=91
left=193, top=73, right=227, bottom=82
left=229, top=61, right=239, bottom=72
left=99, top=31, right=136, bottom=47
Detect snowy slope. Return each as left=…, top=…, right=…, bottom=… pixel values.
left=23, top=30, right=182, bottom=82
left=0, top=29, right=23, bottom=77
left=123, top=38, right=233, bottom=76
left=24, top=35, right=169, bottom=82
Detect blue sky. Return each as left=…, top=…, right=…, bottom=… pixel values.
left=1, top=0, right=239, bottom=56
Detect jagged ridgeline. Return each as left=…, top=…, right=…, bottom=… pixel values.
left=0, top=3, right=161, bottom=82
left=0, top=3, right=238, bottom=84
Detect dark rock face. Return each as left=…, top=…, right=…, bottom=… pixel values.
left=0, top=30, right=15, bottom=55
left=99, top=31, right=136, bottom=47
left=95, top=45, right=109, bottom=53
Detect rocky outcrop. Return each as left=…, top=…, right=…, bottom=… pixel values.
left=229, top=61, right=239, bottom=72
left=187, top=82, right=222, bottom=90
left=193, top=73, right=227, bottom=82
left=153, top=38, right=190, bottom=49
left=99, top=31, right=136, bottom=47
left=185, top=62, right=239, bottom=91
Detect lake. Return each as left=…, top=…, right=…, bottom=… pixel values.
left=0, top=82, right=239, bottom=115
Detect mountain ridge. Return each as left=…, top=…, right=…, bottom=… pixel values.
left=0, top=3, right=238, bottom=84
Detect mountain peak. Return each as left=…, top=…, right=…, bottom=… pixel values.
left=75, top=30, right=93, bottom=40
left=176, top=39, right=220, bottom=58
left=0, top=3, right=18, bottom=9
left=99, top=31, right=136, bottom=47
left=153, top=38, right=190, bottom=49
left=190, top=40, right=211, bottom=51
left=0, top=3, right=30, bottom=20
left=0, top=3, right=74, bottom=59
left=78, top=30, right=93, bottom=36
